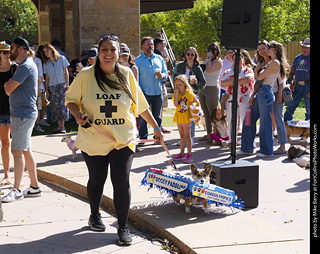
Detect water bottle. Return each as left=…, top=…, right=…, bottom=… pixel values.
left=37, top=96, right=42, bottom=110
left=245, top=107, right=251, bottom=126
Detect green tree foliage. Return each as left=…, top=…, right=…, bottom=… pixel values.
left=260, top=0, right=310, bottom=42
left=0, top=0, right=38, bottom=42
left=140, top=0, right=310, bottom=57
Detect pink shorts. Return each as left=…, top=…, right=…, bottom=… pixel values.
left=177, top=123, right=192, bottom=128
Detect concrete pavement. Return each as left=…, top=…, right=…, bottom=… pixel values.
left=1, top=126, right=310, bottom=253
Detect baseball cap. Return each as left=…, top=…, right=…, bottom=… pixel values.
left=120, top=46, right=130, bottom=55
left=0, top=41, right=10, bottom=51
left=12, top=36, right=30, bottom=50
left=87, top=47, right=98, bottom=59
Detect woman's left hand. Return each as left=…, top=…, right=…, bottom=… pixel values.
left=249, top=97, right=255, bottom=107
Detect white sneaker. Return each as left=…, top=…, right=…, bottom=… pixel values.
left=2, top=188, right=24, bottom=203
left=221, top=140, right=228, bottom=148
left=39, top=119, right=50, bottom=127
left=237, top=149, right=256, bottom=155
left=34, top=125, right=45, bottom=133
left=256, top=152, right=274, bottom=158
left=23, top=186, right=42, bottom=197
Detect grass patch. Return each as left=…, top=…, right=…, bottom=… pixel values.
left=32, top=120, right=79, bottom=137
left=161, top=106, right=307, bottom=128
left=31, top=104, right=307, bottom=136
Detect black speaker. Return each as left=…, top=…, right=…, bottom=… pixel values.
left=206, top=160, right=259, bottom=208
left=221, top=0, right=262, bottom=50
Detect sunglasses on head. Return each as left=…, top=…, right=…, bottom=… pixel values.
left=99, top=35, right=119, bottom=41
left=186, top=53, right=194, bottom=56
left=268, top=45, right=277, bottom=49
left=0, top=51, right=10, bottom=55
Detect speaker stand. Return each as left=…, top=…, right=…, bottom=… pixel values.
left=230, top=49, right=241, bottom=164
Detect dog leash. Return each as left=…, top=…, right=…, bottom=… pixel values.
left=82, top=118, right=179, bottom=173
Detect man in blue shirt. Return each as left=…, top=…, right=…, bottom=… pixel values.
left=3, top=37, right=42, bottom=202
left=134, top=37, right=168, bottom=139
left=284, top=38, right=310, bottom=121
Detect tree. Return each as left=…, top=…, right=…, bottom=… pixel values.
left=140, top=0, right=310, bottom=57
left=141, top=0, right=224, bottom=57
left=0, top=0, right=38, bottom=42
left=260, top=0, right=310, bottom=42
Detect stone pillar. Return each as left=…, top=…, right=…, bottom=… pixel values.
left=38, top=0, right=51, bottom=45
left=78, top=0, right=140, bottom=57
left=64, top=0, right=75, bottom=60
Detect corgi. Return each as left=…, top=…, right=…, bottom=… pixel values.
left=61, top=136, right=78, bottom=159
left=285, top=122, right=310, bottom=142
left=171, top=164, right=213, bottom=214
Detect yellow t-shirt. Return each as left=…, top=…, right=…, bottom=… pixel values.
left=65, top=65, right=149, bottom=156
left=172, top=90, right=194, bottom=124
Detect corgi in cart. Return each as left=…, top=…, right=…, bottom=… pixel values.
left=171, top=164, right=213, bottom=214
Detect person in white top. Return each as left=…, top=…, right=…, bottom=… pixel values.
left=199, top=42, right=222, bottom=141
left=240, top=41, right=288, bottom=157
left=221, top=50, right=254, bottom=145
left=33, top=45, right=50, bottom=132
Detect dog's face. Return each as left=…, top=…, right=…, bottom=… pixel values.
left=191, top=164, right=213, bottom=186
left=61, top=136, right=72, bottom=143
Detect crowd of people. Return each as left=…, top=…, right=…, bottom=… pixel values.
left=0, top=35, right=310, bottom=245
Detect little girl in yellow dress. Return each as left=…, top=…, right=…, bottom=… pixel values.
left=172, top=75, right=199, bottom=163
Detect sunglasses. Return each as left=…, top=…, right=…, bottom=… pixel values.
left=268, top=45, right=277, bottom=49
left=0, top=51, right=10, bottom=55
left=99, top=35, right=119, bottom=41
left=186, top=53, right=195, bottom=56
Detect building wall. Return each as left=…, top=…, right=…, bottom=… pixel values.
left=37, top=0, right=140, bottom=60
left=78, top=0, right=140, bottom=56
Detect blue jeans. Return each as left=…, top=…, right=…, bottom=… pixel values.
left=139, top=94, right=163, bottom=139
left=284, top=83, right=310, bottom=121
left=241, top=85, right=275, bottom=155
left=272, top=93, right=288, bottom=145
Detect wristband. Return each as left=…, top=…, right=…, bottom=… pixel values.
left=154, top=127, right=161, bottom=132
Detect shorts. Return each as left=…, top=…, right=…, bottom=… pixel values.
left=0, top=115, right=11, bottom=125
left=177, top=122, right=192, bottom=128
left=10, top=117, right=36, bottom=151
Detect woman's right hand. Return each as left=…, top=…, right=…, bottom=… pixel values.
left=75, top=112, right=89, bottom=126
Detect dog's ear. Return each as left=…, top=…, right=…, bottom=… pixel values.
left=204, top=164, right=213, bottom=175
left=191, top=164, right=198, bottom=175
left=287, top=146, right=293, bottom=160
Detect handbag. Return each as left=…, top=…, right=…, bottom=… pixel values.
left=282, top=84, right=293, bottom=102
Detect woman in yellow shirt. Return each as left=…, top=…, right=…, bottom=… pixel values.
left=66, top=35, right=163, bottom=245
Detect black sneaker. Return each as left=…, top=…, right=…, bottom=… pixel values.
left=118, top=227, right=132, bottom=245
left=88, top=213, right=106, bottom=232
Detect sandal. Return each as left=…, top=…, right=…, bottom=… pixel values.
left=0, top=177, right=12, bottom=187
left=53, top=127, right=61, bottom=133
left=274, top=147, right=286, bottom=154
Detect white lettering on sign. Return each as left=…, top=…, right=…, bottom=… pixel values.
left=146, top=172, right=189, bottom=192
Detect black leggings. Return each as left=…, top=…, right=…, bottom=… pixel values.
left=82, top=147, right=134, bottom=229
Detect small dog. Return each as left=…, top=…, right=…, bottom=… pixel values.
left=61, top=136, right=78, bottom=159
left=171, top=164, right=213, bottom=214
left=287, top=145, right=310, bottom=169
left=285, top=122, right=310, bottom=142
